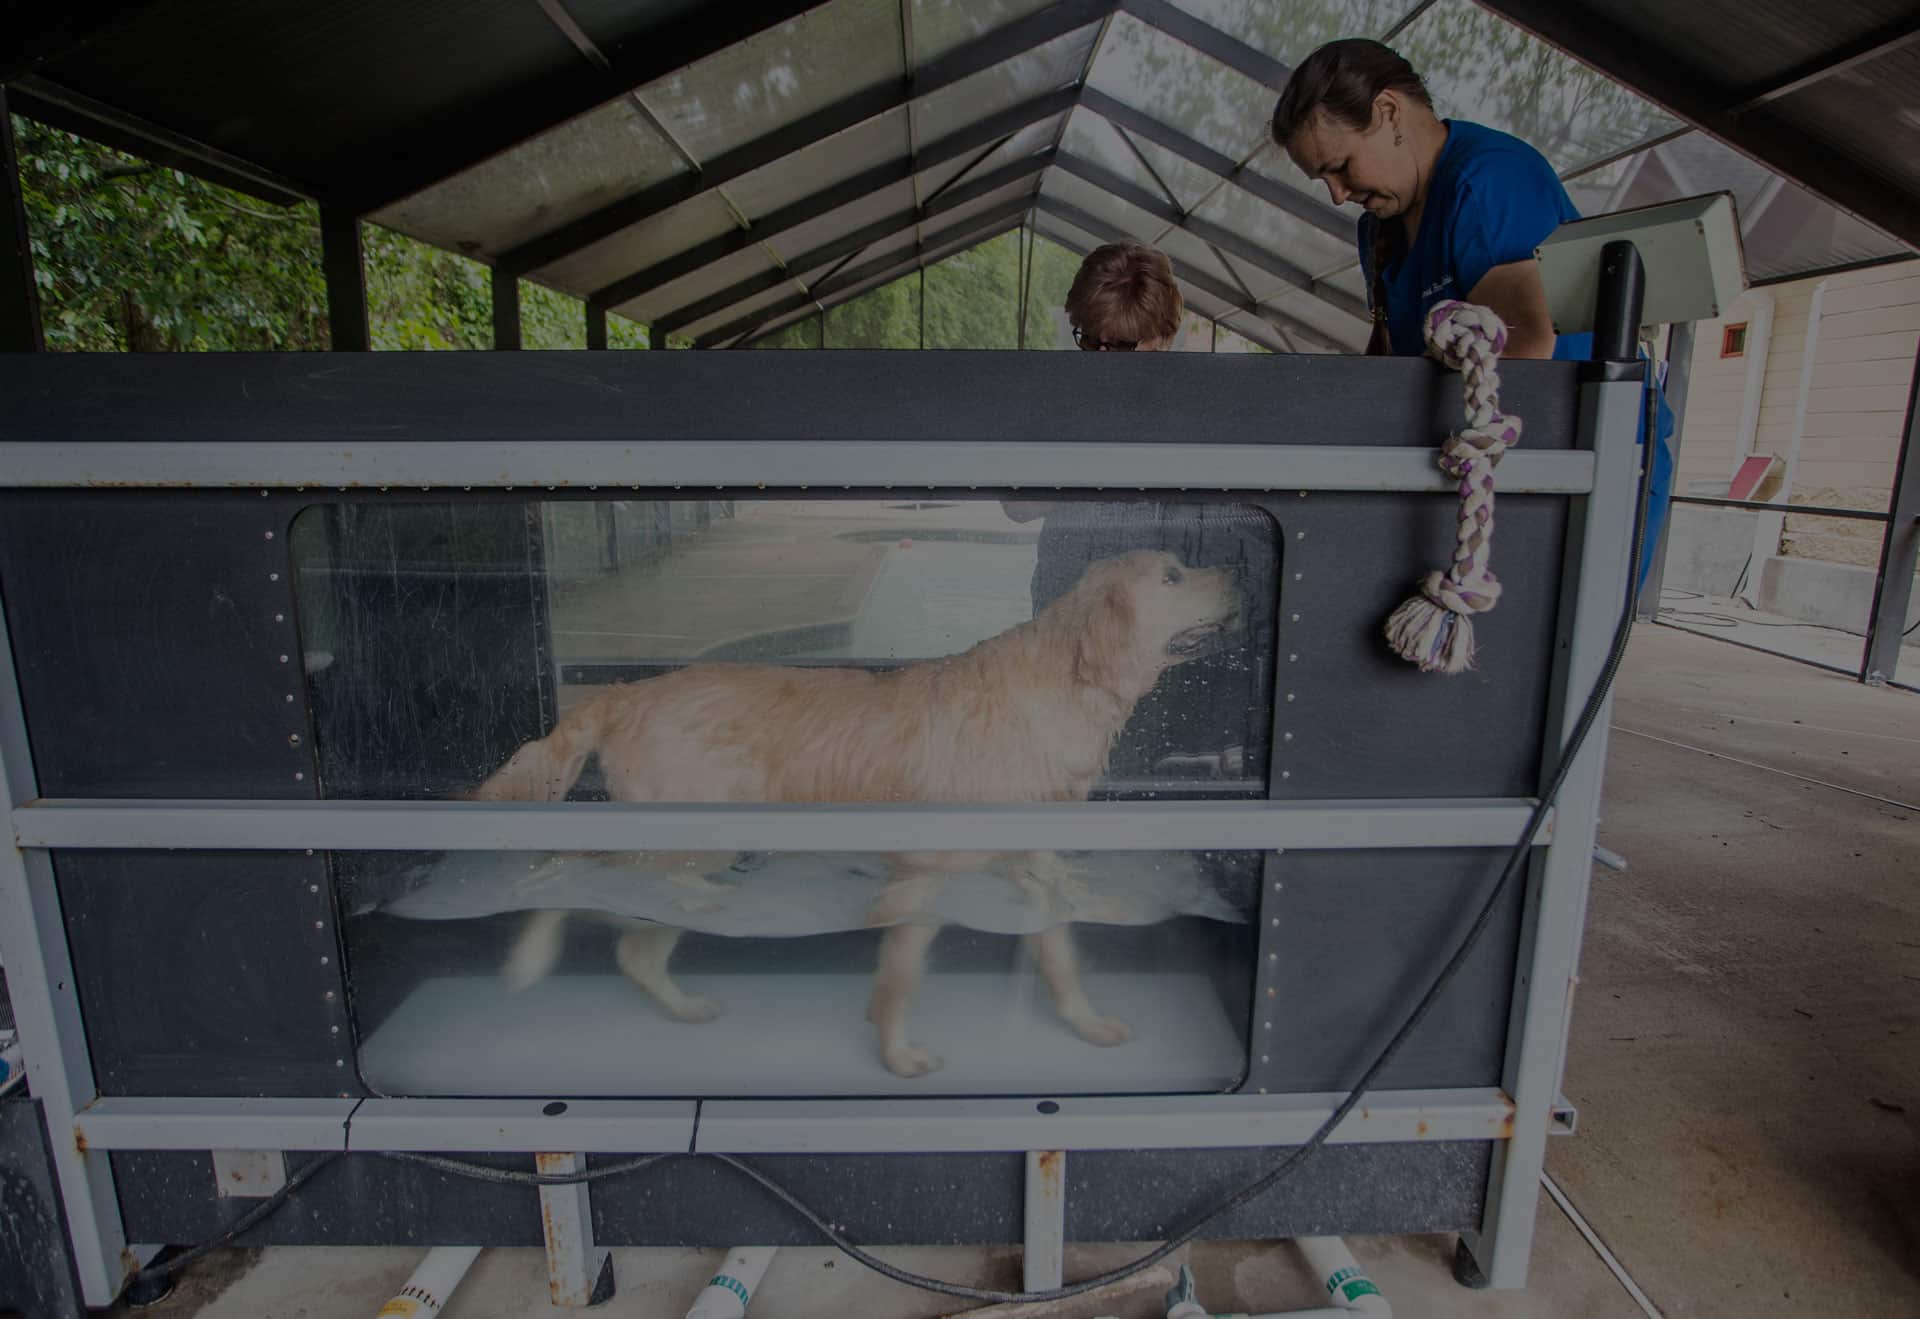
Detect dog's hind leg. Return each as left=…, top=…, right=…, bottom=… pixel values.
left=1028, top=923, right=1133, bottom=1046
left=613, top=922, right=721, bottom=1023
left=502, top=909, right=569, bottom=992
left=869, top=922, right=945, bottom=1078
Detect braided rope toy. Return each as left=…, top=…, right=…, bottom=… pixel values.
left=1383, top=300, right=1524, bottom=674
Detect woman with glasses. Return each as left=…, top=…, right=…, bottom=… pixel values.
left=1065, top=241, right=1183, bottom=352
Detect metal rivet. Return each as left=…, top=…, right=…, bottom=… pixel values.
left=1297, top=490, right=1307, bottom=498
left=1293, top=572, right=1303, bottom=582
left=275, top=613, right=285, bottom=623
left=1263, top=1020, right=1272, bottom=1029
left=1261, top=1054, right=1270, bottom=1064
left=320, top=956, right=329, bottom=965
left=1270, top=917, right=1279, bottom=926
left=1281, top=770, right=1291, bottom=780
left=1295, top=530, right=1306, bottom=540
left=1267, top=987, right=1277, bottom=998
left=1283, top=732, right=1294, bottom=742
left=279, top=654, right=289, bottom=663
left=260, top=490, right=269, bottom=497
left=286, top=694, right=295, bottom=703
left=331, top=1026, right=340, bottom=1035
left=1285, top=693, right=1295, bottom=702
left=324, top=990, right=335, bottom=1000
left=315, top=921, right=325, bottom=930
left=335, top=1059, right=345, bottom=1067
left=294, top=772, right=305, bottom=782
left=1290, top=613, right=1300, bottom=623
left=310, top=884, right=320, bottom=893
left=305, top=849, right=314, bottom=856
left=289, top=733, right=302, bottom=746
left=269, top=572, right=280, bottom=582
left=1268, top=953, right=1278, bottom=962
left=1288, top=653, right=1298, bottom=663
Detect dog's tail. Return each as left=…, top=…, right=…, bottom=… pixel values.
left=472, top=693, right=611, bottom=802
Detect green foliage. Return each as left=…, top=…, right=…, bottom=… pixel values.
left=16, top=116, right=327, bottom=352
left=15, top=118, right=648, bottom=352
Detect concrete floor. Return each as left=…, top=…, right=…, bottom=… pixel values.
left=73, top=623, right=1920, bottom=1318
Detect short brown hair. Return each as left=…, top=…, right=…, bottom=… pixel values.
left=1065, top=242, right=1184, bottom=345
left=1271, top=38, right=1433, bottom=145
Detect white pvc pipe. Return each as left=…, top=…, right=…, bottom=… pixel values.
left=1164, top=1239, right=1391, bottom=1318
left=684, top=1245, right=779, bottom=1319
left=374, top=1245, right=482, bottom=1318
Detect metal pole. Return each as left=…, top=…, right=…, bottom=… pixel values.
left=1, top=89, right=47, bottom=353
left=492, top=269, right=521, bottom=351
left=1637, top=321, right=1695, bottom=618
left=1860, top=339, right=1920, bottom=685
left=586, top=302, right=607, bottom=351
left=319, top=205, right=369, bottom=352
left=1592, top=240, right=1645, bottom=362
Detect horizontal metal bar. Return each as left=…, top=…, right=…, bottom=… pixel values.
left=0, top=441, right=1597, bottom=494
left=349, top=1099, right=697, bottom=1153
left=1669, top=494, right=1893, bottom=522
left=76, top=1098, right=359, bottom=1152
left=16, top=797, right=1552, bottom=854
left=697, top=1088, right=1514, bottom=1153
left=68, top=1091, right=1507, bottom=1154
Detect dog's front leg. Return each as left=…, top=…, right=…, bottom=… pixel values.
left=1028, top=923, right=1132, bottom=1046
left=869, top=922, right=945, bottom=1078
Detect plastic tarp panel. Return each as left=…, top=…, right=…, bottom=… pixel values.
left=1087, top=10, right=1273, bottom=162
left=608, top=245, right=774, bottom=327
left=767, top=180, right=921, bottom=268
left=1164, top=0, right=1432, bottom=68
left=636, top=0, right=905, bottom=166
left=1391, top=0, right=1681, bottom=176
left=912, top=24, right=1102, bottom=144
left=1193, top=178, right=1354, bottom=297
left=909, top=0, right=1060, bottom=66
left=371, top=98, right=691, bottom=259
left=543, top=191, right=752, bottom=305
left=722, top=109, right=914, bottom=221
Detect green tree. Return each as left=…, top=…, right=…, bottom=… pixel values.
left=17, top=118, right=648, bottom=352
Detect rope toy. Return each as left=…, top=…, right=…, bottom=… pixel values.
left=1383, top=300, right=1524, bottom=674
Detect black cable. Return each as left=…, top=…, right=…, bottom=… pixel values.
left=130, top=383, right=1663, bottom=1309
left=131, top=1152, right=345, bottom=1285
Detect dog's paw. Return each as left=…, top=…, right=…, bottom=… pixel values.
left=1069, top=1014, right=1134, bottom=1047
left=882, top=1044, right=945, bottom=1078
left=668, top=995, right=723, bottom=1024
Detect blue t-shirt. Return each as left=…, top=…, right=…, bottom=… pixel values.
left=1361, top=120, right=1584, bottom=358
left=1360, top=120, right=1673, bottom=588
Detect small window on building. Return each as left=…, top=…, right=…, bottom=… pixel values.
left=1721, top=323, right=1748, bottom=358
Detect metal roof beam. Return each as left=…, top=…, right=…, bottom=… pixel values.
left=498, top=0, right=1118, bottom=276
left=8, top=78, right=307, bottom=206
left=1079, top=88, right=1350, bottom=242
left=650, top=152, right=1051, bottom=336
left=1034, top=194, right=1349, bottom=352
left=345, top=2, right=822, bottom=214
left=1730, top=15, right=1920, bottom=115
left=1479, top=0, right=1920, bottom=248
left=1053, top=152, right=1367, bottom=321
left=590, top=86, right=1076, bottom=310
left=698, top=199, right=1035, bottom=347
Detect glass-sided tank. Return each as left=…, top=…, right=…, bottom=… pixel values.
left=291, top=497, right=1280, bottom=1096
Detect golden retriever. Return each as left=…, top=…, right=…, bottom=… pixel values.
left=474, top=549, right=1242, bottom=1078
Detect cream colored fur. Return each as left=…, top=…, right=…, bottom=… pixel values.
left=475, top=549, right=1240, bottom=1078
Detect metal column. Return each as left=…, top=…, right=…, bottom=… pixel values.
left=492, top=269, right=521, bottom=351
left=1861, top=339, right=1920, bottom=685
left=1, top=88, right=46, bottom=353
left=319, top=205, right=369, bottom=352
left=0, top=589, right=129, bottom=1305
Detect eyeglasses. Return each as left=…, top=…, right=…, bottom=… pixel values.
left=1072, top=325, right=1138, bottom=352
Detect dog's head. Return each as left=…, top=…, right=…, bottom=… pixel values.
left=1057, top=550, right=1244, bottom=696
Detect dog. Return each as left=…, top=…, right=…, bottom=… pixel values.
left=474, top=549, right=1243, bottom=1078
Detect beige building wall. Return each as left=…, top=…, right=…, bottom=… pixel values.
left=1675, top=258, right=1918, bottom=572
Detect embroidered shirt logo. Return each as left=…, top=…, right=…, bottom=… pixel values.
left=1423, top=275, right=1455, bottom=298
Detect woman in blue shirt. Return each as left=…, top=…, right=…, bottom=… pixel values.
left=1271, top=39, right=1673, bottom=586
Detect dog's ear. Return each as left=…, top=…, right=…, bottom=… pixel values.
left=1073, top=573, right=1142, bottom=694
